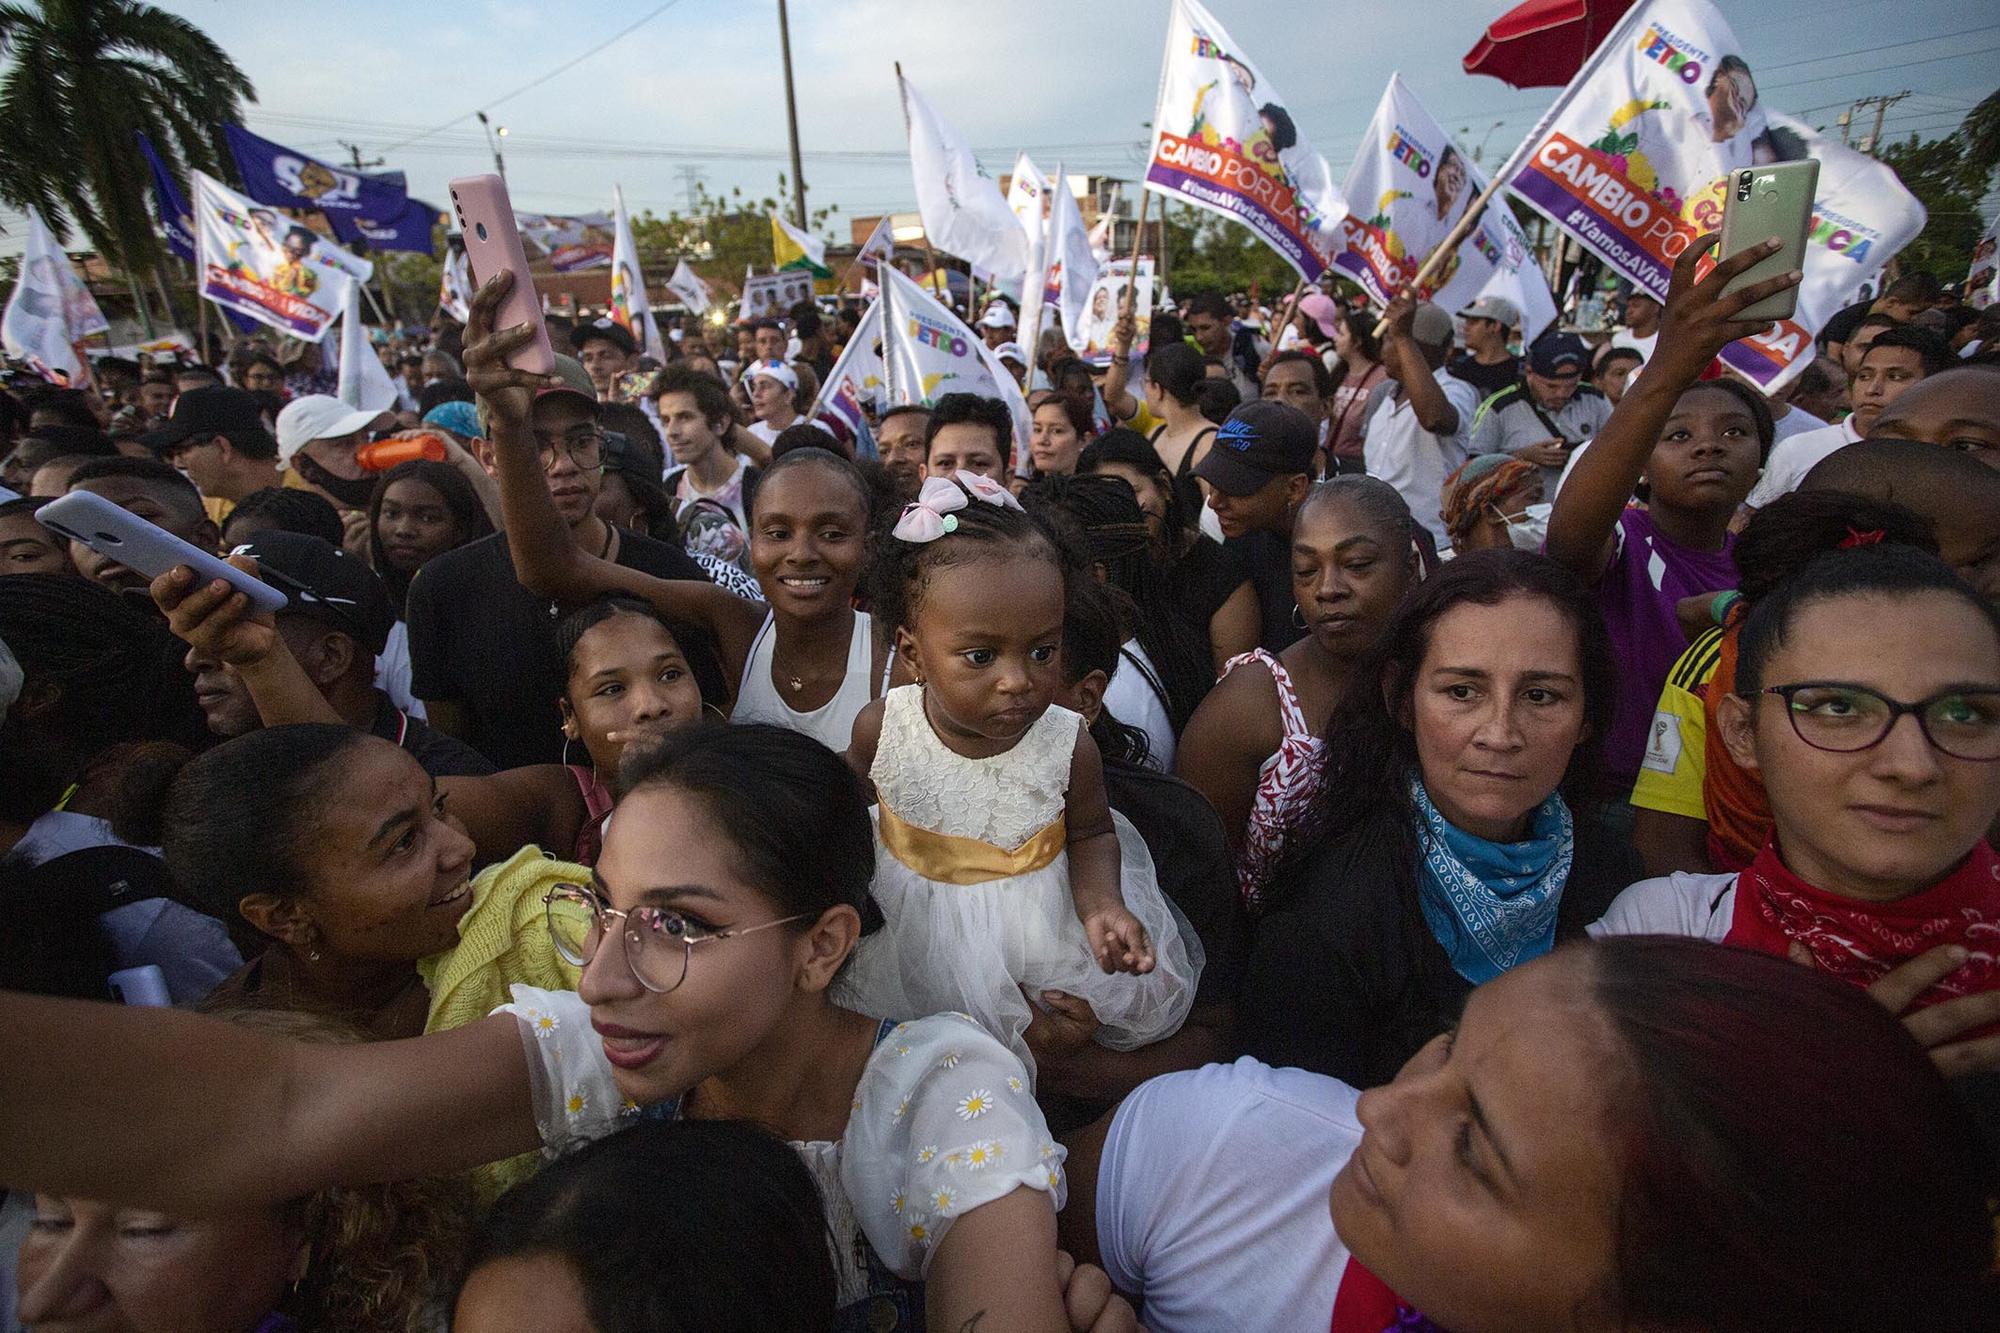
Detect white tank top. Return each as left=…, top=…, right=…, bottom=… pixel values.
left=731, top=609, right=876, bottom=752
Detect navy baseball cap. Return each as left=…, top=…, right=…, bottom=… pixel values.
left=1528, top=331, right=1590, bottom=377
left=1192, top=400, right=1318, bottom=496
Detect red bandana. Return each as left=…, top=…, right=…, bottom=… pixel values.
left=1725, top=839, right=2000, bottom=1008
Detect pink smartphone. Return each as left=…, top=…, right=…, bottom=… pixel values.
left=448, top=174, right=556, bottom=373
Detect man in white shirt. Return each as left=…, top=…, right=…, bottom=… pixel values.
left=1609, top=289, right=1661, bottom=364
left=1364, top=295, right=1478, bottom=550
left=745, top=360, right=802, bottom=446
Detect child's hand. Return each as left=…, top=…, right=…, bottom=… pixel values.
left=1084, top=904, right=1155, bottom=975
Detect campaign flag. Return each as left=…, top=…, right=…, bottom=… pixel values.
left=666, top=258, right=712, bottom=314
left=194, top=170, right=369, bottom=340
left=328, top=196, right=441, bottom=255
left=1076, top=257, right=1156, bottom=367
left=336, top=281, right=400, bottom=414
left=771, top=214, right=833, bottom=279
left=855, top=216, right=895, bottom=271
left=1501, top=0, right=1924, bottom=389
left=899, top=73, right=1029, bottom=285
left=1143, top=0, right=1348, bottom=282
left=1332, top=75, right=1558, bottom=342
left=1047, top=167, right=1101, bottom=353
left=1088, top=186, right=1119, bottom=265
left=610, top=187, right=666, bottom=362
left=439, top=240, right=472, bottom=323
left=134, top=132, right=197, bottom=262
left=2, top=209, right=109, bottom=386
left=1006, top=154, right=1051, bottom=241
left=223, top=124, right=407, bottom=218
left=739, top=269, right=815, bottom=322
left=812, top=297, right=885, bottom=437
left=1968, top=210, right=1998, bottom=311
left=879, top=263, right=1032, bottom=466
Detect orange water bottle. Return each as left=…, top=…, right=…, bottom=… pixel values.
left=355, top=433, right=449, bottom=472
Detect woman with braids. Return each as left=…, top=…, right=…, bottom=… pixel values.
left=1177, top=477, right=1421, bottom=911
left=218, top=485, right=345, bottom=549
left=0, top=573, right=234, bottom=1003
left=1023, top=473, right=1217, bottom=762
left=1076, top=427, right=1260, bottom=672
left=1238, top=551, right=1642, bottom=1087
left=1629, top=489, right=1941, bottom=877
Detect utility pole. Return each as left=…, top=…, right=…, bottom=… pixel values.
left=776, top=0, right=808, bottom=230
left=339, top=141, right=384, bottom=173
left=338, top=142, right=397, bottom=326
left=475, top=111, right=508, bottom=181
left=1851, top=91, right=1910, bottom=158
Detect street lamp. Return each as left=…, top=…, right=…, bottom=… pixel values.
left=476, top=111, right=508, bottom=181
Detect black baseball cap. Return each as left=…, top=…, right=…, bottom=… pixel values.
left=1527, top=331, right=1590, bottom=377
left=571, top=318, right=637, bottom=357
left=141, top=385, right=273, bottom=454
left=231, top=531, right=396, bottom=656
left=1192, top=400, right=1319, bottom=496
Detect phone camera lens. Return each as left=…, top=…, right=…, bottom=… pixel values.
left=475, top=222, right=488, bottom=241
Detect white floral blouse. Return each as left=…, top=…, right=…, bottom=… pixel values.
left=499, top=987, right=1066, bottom=1304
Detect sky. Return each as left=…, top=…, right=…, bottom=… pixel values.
left=5, top=0, right=1998, bottom=251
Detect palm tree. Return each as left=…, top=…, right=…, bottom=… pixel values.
left=0, top=0, right=254, bottom=278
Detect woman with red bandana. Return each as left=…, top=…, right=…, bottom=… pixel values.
left=1594, top=542, right=2000, bottom=1068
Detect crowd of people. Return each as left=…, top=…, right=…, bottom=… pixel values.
left=0, top=220, right=1997, bottom=1332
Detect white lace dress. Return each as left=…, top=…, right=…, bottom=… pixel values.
left=840, top=686, right=1201, bottom=1075
left=499, top=988, right=1064, bottom=1309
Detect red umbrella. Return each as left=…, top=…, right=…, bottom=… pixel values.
left=1462, top=0, right=1639, bottom=88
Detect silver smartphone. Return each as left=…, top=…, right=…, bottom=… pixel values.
left=1717, top=158, right=1820, bottom=325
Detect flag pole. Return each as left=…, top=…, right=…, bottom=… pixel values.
left=879, top=256, right=896, bottom=408
left=1120, top=187, right=1152, bottom=319
left=1263, top=278, right=1308, bottom=371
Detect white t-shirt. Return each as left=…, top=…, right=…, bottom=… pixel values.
left=1362, top=375, right=1480, bottom=548
left=374, top=620, right=425, bottom=719
left=500, top=989, right=1061, bottom=1306
left=1104, top=640, right=1176, bottom=772
left=747, top=418, right=787, bottom=447
left=1769, top=404, right=1829, bottom=443
left=1098, top=1058, right=1364, bottom=1333
left=1610, top=329, right=1659, bottom=363
left=1745, top=418, right=1861, bottom=509
left=1587, top=870, right=1737, bottom=942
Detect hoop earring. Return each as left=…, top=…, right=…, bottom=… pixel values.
left=703, top=701, right=728, bottom=721
left=560, top=735, right=575, bottom=767
left=1291, top=604, right=1307, bottom=630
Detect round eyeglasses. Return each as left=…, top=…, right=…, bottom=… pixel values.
left=543, top=883, right=808, bottom=993
left=532, top=427, right=606, bottom=473
left=1760, top=683, right=2000, bottom=763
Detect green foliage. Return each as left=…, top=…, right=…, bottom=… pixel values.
left=376, top=249, right=444, bottom=326
left=1157, top=201, right=1297, bottom=298
left=628, top=174, right=838, bottom=297
left=1878, top=88, right=1998, bottom=284
left=0, top=0, right=254, bottom=278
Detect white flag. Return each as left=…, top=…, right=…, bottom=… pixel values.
left=336, top=280, right=400, bottom=414
left=1006, top=154, right=1051, bottom=241
left=1142, top=0, right=1349, bottom=281
left=1967, top=210, right=1997, bottom=311
left=666, top=258, right=712, bottom=314
left=857, top=217, right=895, bottom=268
left=1331, top=75, right=1559, bottom=343
left=879, top=264, right=1032, bottom=467
left=1501, top=0, right=1925, bottom=389
left=1088, top=186, right=1119, bottom=266
left=899, top=73, right=1028, bottom=285
left=811, top=297, right=884, bottom=439
left=1047, top=167, right=1101, bottom=353
left=194, top=171, right=367, bottom=341
left=610, top=186, right=665, bottom=362
left=2, top=208, right=108, bottom=387
left=439, top=241, right=472, bottom=323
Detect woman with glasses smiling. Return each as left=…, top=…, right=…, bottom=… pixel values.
left=1594, top=543, right=2000, bottom=1074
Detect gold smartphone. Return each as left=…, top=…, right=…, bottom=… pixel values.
left=1717, top=159, right=1820, bottom=325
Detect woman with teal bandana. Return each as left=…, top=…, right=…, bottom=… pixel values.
left=1240, top=549, right=1643, bottom=1084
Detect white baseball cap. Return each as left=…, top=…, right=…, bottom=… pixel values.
left=275, top=395, right=386, bottom=465
left=993, top=341, right=1028, bottom=366
left=979, top=304, right=1017, bottom=330
left=747, top=360, right=800, bottom=392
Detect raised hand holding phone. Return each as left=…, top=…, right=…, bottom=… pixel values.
left=36, top=490, right=288, bottom=616
left=447, top=174, right=555, bottom=374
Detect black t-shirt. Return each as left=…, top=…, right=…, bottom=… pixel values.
left=1104, top=760, right=1247, bottom=1009
left=1447, top=353, right=1519, bottom=403
left=368, top=692, right=497, bottom=778
left=1166, top=534, right=1251, bottom=634
left=1224, top=529, right=1303, bottom=654
left=405, top=530, right=724, bottom=769
left=1817, top=299, right=1874, bottom=350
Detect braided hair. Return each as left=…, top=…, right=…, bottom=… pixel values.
left=866, top=475, right=1069, bottom=640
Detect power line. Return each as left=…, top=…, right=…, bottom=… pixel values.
left=1754, top=24, right=2000, bottom=73
left=379, top=0, right=689, bottom=153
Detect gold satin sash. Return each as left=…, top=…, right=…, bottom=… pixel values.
left=877, top=803, right=1067, bottom=885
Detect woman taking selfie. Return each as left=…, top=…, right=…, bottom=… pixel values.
left=1238, top=550, right=1643, bottom=1085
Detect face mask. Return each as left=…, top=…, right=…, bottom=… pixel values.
left=1501, top=502, right=1551, bottom=552
left=290, top=452, right=378, bottom=510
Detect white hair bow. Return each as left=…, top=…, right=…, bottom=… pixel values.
left=892, top=476, right=971, bottom=542
left=954, top=469, right=1023, bottom=512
